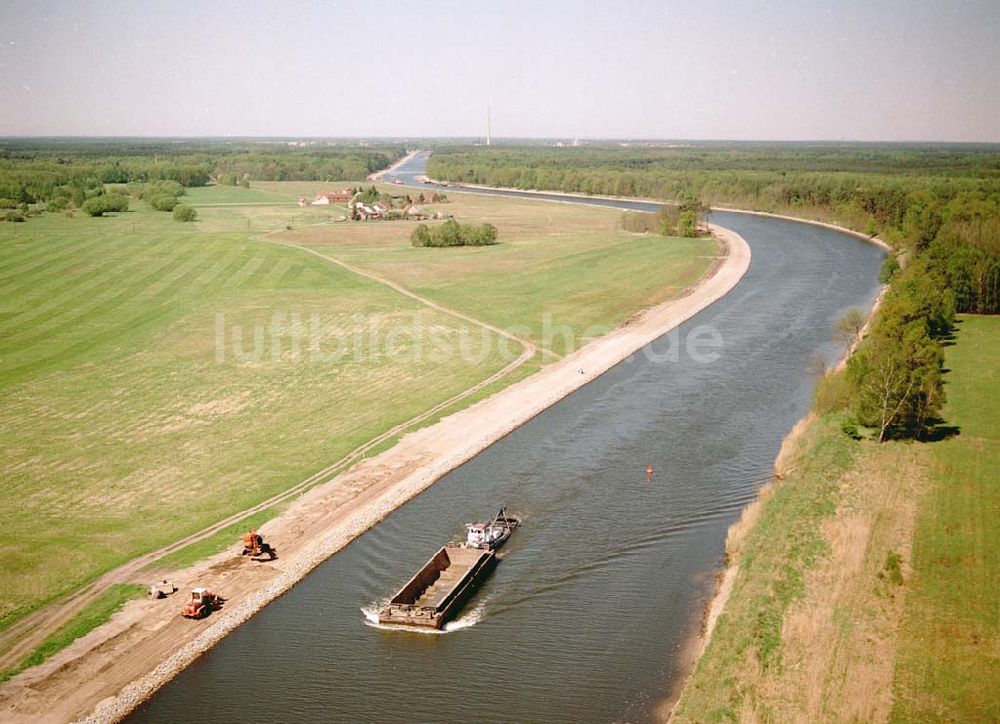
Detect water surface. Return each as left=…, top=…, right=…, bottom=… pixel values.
left=131, top=157, right=884, bottom=723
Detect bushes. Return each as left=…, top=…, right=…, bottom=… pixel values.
left=144, top=180, right=185, bottom=212
left=621, top=200, right=701, bottom=237
left=621, top=211, right=661, bottom=234
left=172, top=204, right=197, bottom=222
left=677, top=210, right=698, bottom=237
left=81, top=194, right=129, bottom=217
left=621, top=205, right=680, bottom=235
left=879, top=256, right=900, bottom=284
left=813, top=371, right=855, bottom=415
left=146, top=193, right=179, bottom=211
left=216, top=173, right=248, bottom=187
left=411, top=220, right=499, bottom=247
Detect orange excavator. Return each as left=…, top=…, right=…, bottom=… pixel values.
left=241, top=529, right=277, bottom=561
left=181, top=588, right=223, bottom=619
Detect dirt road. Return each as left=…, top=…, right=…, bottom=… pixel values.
left=0, top=224, right=749, bottom=723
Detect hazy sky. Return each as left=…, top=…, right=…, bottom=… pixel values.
left=2, top=0, right=998, bottom=141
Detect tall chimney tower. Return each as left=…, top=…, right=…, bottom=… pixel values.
left=487, top=106, right=491, bottom=146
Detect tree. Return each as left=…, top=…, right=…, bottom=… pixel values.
left=848, top=316, right=943, bottom=441
left=437, top=219, right=462, bottom=246
left=879, top=256, right=900, bottom=284
left=833, top=308, right=866, bottom=346
left=677, top=210, right=697, bottom=237
left=410, top=224, right=432, bottom=247
left=173, top=204, right=197, bottom=222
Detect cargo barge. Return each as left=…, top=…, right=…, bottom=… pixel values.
left=378, top=508, right=519, bottom=630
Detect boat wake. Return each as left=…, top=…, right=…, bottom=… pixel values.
left=361, top=595, right=490, bottom=634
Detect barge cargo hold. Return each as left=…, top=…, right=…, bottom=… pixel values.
left=378, top=545, right=496, bottom=629
left=378, top=508, right=519, bottom=630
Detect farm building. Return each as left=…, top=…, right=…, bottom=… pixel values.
left=311, top=189, right=354, bottom=205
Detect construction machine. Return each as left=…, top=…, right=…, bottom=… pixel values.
left=181, top=588, right=223, bottom=619
left=241, top=529, right=277, bottom=561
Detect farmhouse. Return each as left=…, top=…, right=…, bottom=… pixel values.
left=311, top=188, right=354, bottom=205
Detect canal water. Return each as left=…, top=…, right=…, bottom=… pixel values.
left=131, top=158, right=884, bottom=723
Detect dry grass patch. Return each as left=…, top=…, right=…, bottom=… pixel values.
left=280, top=190, right=719, bottom=356
left=676, top=315, right=999, bottom=723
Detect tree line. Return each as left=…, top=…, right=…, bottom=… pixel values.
left=428, top=145, right=1000, bottom=314
left=0, top=140, right=405, bottom=214
left=426, top=144, right=999, bottom=441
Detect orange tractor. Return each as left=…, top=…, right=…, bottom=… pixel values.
left=181, top=588, right=224, bottom=619
left=241, top=529, right=277, bottom=561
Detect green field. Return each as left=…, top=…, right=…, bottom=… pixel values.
left=0, top=184, right=714, bottom=633
left=283, top=191, right=718, bottom=356
left=674, top=315, right=999, bottom=721
left=892, top=315, right=1000, bottom=720
left=181, top=184, right=298, bottom=205
left=0, top=203, right=509, bottom=628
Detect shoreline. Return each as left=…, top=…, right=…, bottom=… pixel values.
left=0, top=226, right=750, bottom=722
left=666, top=220, right=888, bottom=719
left=424, top=180, right=895, bottom=721
left=431, top=179, right=895, bottom=255
left=367, top=149, right=419, bottom=181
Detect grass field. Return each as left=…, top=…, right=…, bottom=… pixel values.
left=891, top=315, right=1000, bottom=720
left=282, top=191, right=718, bottom=356
left=674, top=315, right=999, bottom=722
left=0, top=183, right=714, bottom=635
left=180, top=185, right=298, bottom=205
left=0, top=203, right=508, bottom=629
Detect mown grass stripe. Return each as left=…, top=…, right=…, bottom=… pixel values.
left=243, top=251, right=275, bottom=288
left=259, top=257, right=293, bottom=288
left=0, top=238, right=71, bottom=281
left=188, top=247, right=245, bottom=289
left=1, top=299, right=197, bottom=387
left=0, top=243, right=213, bottom=355
left=0, top=248, right=159, bottom=336
left=201, top=246, right=259, bottom=291
left=0, top=249, right=191, bottom=350
left=0, top=236, right=110, bottom=290
left=219, top=252, right=268, bottom=290
left=0, top=230, right=85, bottom=272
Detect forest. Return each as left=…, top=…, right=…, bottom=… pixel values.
left=429, top=143, right=1000, bottom=440
left=0, top=139, right=404, bottom=211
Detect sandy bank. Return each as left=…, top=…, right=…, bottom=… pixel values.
left=367, top=150, right=419, bottom=181
left=0, top=226, right=750, bottom=723
left=667, top=219, right=887, bottom=719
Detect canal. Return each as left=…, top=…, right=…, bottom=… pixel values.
left=131, top=154, right=884, bottom=723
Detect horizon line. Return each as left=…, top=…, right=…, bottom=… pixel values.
left=2, top=135, right=1000, bottom=146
